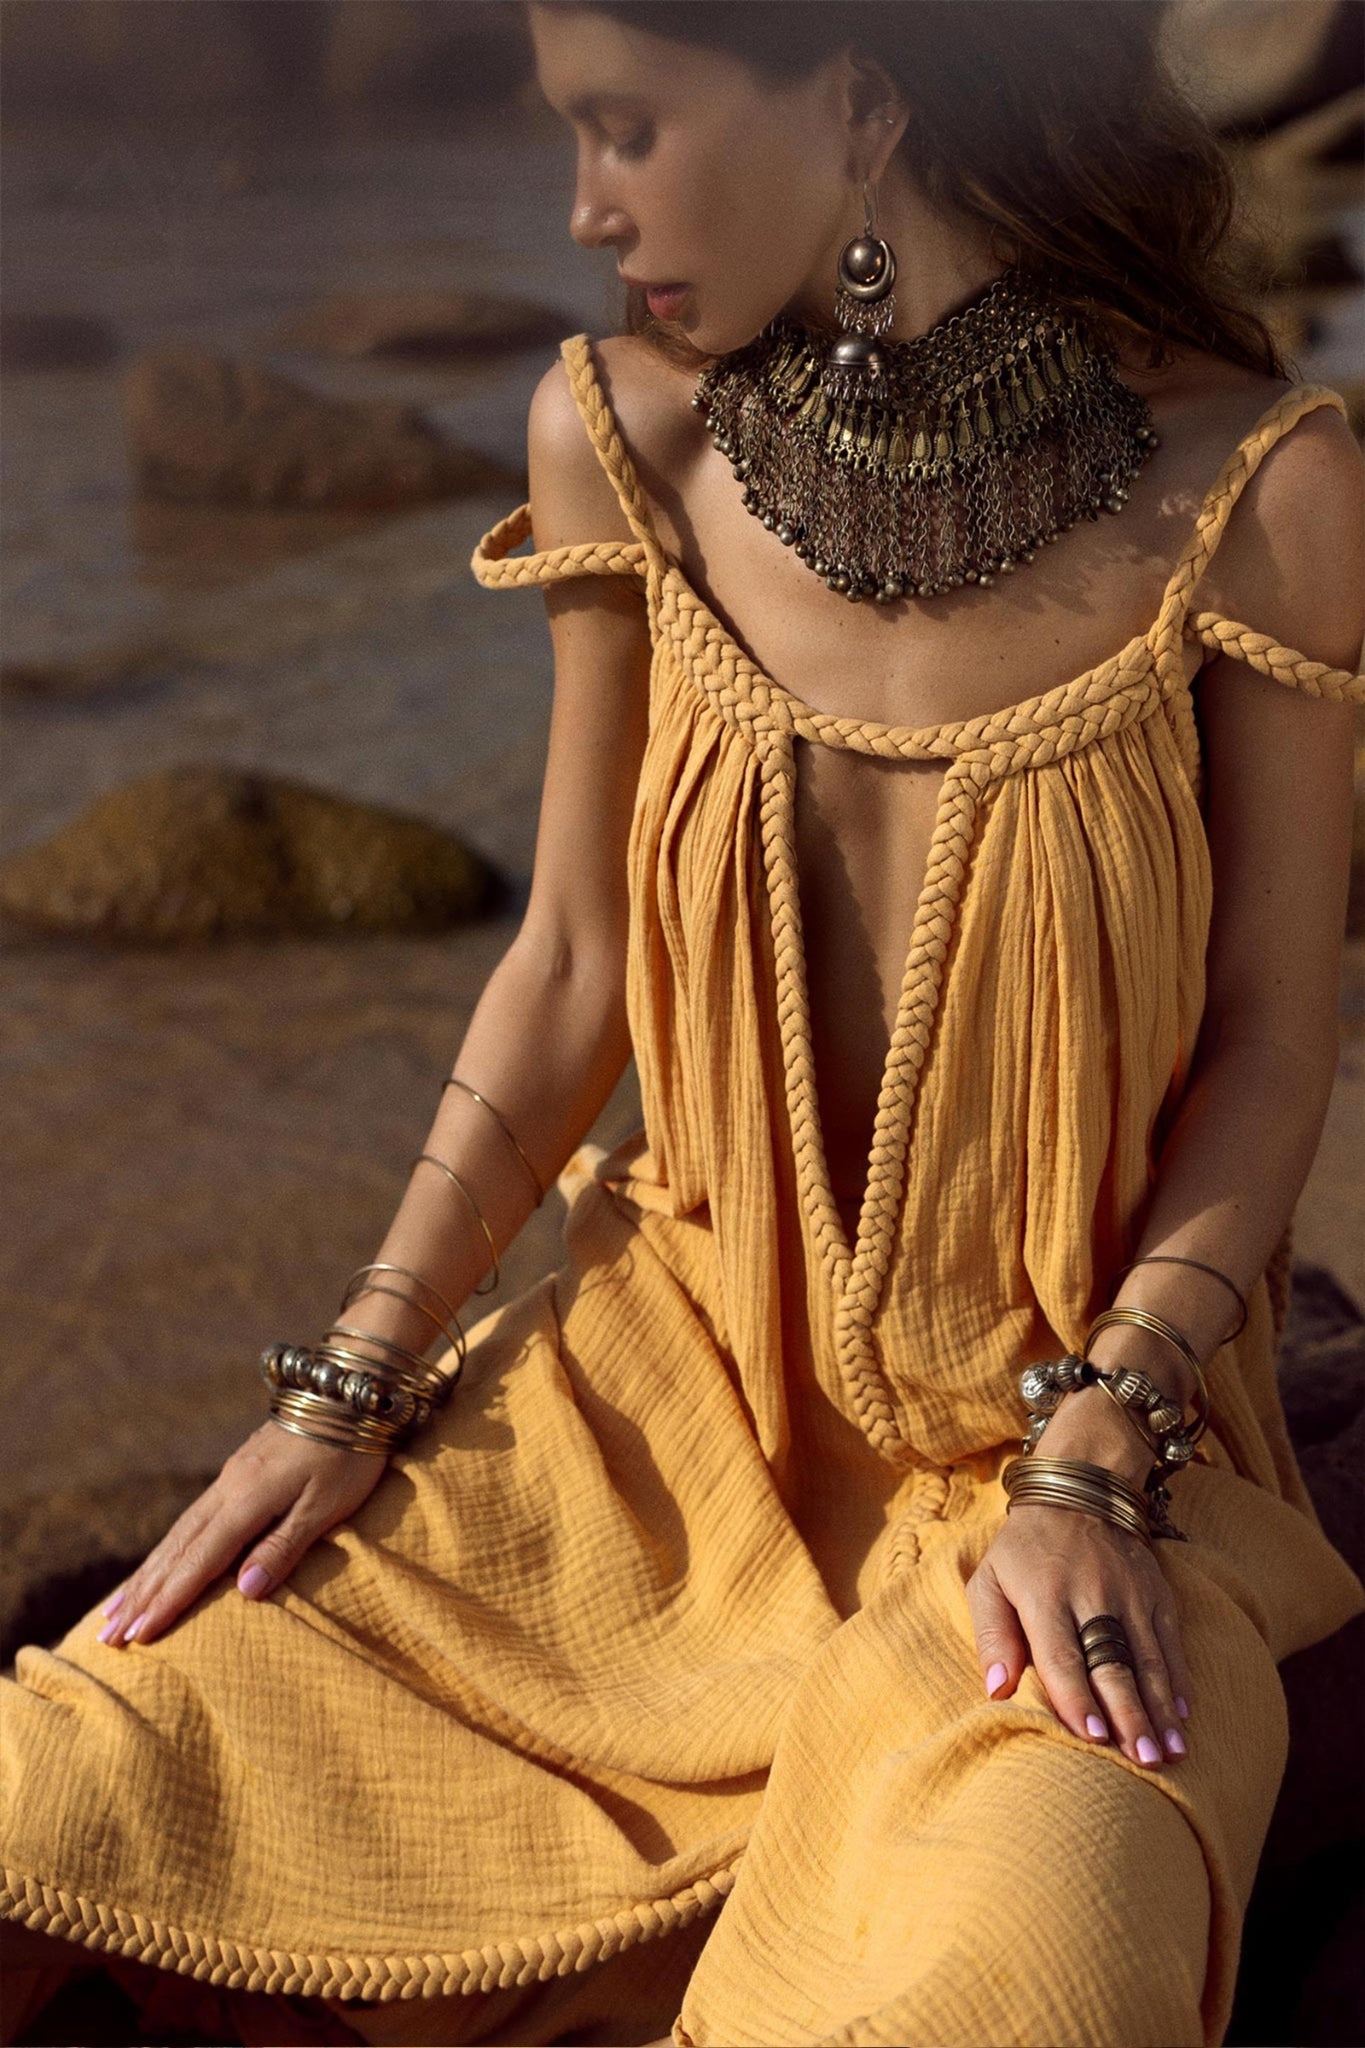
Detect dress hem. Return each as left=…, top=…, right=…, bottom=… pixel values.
left=0, top=1854, right=744, bottom=2003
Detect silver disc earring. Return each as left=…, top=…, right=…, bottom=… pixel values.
left=823, top=173, right=897, bottom=404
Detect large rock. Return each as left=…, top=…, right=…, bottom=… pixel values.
left=124, top=349, right=518, bottom=511
left=0, top=766, right=502, bottom=941
left=270, top=287, right=571, bottom=360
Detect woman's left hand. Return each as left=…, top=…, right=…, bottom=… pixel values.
left=964, top=1499, right=1193, bottom=1769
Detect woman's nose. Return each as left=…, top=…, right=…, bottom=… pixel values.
left=569, top=163, right=628, bottom=251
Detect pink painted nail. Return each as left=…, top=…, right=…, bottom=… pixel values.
left=1136, top=1734, right=1162, bottom=1765
left=1163, top=1726, right=1187, bottom=1757
left=985, top=1661, right=1009, bottom=1698
left=102, top=1588, right=127, bottom=1619
left=1085, top=1714, right=1108, bottom=1740
left=238, top=1565, right=270, bottom=1598
left=1174, top=1695, right=1190, bottom=1720
left=124, top=1611, right=148, bottom=1641
left=97, top=1617, right=119, bottom=1643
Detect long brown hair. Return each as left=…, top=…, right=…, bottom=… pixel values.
left=527, top=0, right=1291, bottom=381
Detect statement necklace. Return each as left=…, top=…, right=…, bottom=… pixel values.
left=690, top=260, right=1161, bottom=604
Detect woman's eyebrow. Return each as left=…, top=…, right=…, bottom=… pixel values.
left=560, top=91, right=651, bottom=119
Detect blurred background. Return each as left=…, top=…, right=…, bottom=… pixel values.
left=1, top=3, right=1363, bottom=2041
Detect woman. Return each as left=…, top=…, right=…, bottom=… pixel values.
left=3, top=4, right=1364, bottom=2044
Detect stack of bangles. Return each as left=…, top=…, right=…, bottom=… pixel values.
left=258, top=1074, right=546, bottom=1456
left=1001, top=1253, right=1248, bottom=1546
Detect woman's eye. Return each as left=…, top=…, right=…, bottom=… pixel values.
left=612, top=129, right=654, bottom=161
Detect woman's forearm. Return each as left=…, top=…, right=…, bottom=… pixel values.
left=338, top=935, right=633, bottom=1363
left=1039, top=1037, right=1339, bottom=1483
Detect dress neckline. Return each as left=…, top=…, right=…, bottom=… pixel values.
left=562, top=333, right=1346, bottom=754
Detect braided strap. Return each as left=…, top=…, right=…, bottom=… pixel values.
left=470, top=502, right=650, bottom=589
left=1186, top=613, right=1365, bottom=701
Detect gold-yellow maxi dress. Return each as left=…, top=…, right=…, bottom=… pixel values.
left=3, top=334, right=1364, bottom=2048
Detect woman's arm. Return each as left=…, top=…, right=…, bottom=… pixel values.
left=1042, top=402, right=1365, bottom=1481
left=965, top=403, right=1364, bottom=1770
left=98, top=361, right=655, bottom=1645
left=343, top=357, right=655, bottom=1361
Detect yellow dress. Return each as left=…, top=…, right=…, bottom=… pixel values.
left=4, top=333, right=1364, bottom=2048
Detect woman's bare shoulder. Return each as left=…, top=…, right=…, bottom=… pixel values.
left=527, top=332, right=702, bottom=550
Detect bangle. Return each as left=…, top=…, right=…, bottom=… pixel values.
left=411, top=1152, right=501, bottom=1295
left=1002, top=1454, right=1153, bottom=1545
left=1112, top=1254, right=1247, bottom=1343
left=1084, top=1307, right=1210, bottom=1445
left=442, top=1076, right=545, bottom=1206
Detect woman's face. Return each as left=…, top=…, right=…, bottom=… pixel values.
left=527, top=4, right=888, bottom=356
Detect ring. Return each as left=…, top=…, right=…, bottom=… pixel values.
left=1077, top=1611, right=1135, bottom=1674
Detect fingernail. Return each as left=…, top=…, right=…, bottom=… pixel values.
left=124, top=1611, right=148, bottom=1641
left=1163, top=1726, right=1187, bottom=1757
left=1136, top=1734, right=1162, bottom=1765
left=985, top=1661, right=1009, bottom=1698
left=1085, top=1713, right=1109, bottom=1740
left=1175, top=1695, right=1190, bottom=1720
left=102, top=1588, right=126, bottom=1619
left=97, top=1617, right=118, bottom=1643
left=238, top=1565, right=270, bottom=1598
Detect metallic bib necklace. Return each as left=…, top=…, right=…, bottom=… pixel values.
left=690, top=259, right=1161, bottom=604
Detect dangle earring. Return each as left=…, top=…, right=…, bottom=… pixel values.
left=822, top=166, right=898, bottom=406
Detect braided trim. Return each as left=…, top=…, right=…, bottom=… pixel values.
left=880, top=1463, right=956, bottom=1581
left=0, top=1857, right=740, bottom=2003
left=558, top=334, right=670, bottom=575
left=660, top=556, right=1176, bottom=762
left=1185, top=612, right=1365, bottom=701
left=1150, top=383, right=1349, bottom=671
left=758, top=720, right=993, bottom=1461
left=469, top=501, right=650, bottom=589
left=832, top=761, right=989, bottom=1458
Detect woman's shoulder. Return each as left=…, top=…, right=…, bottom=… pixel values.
left=527, top=331, right=702, bottom=552
left=1121, top=341, right=1361, bottom=636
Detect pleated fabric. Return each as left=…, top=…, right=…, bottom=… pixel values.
left=3, top=333, right=1364, bottom=2048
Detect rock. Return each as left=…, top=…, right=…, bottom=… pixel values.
left=270, top=288, right=571, bottom=361
left=0, top=309, right=119, bottom=372
left=124, top=348, right=517, bottom=510
left=0, top=766, right=502, bottom=941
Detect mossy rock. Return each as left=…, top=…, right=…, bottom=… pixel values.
left=0, top=766, right=501, bottom=941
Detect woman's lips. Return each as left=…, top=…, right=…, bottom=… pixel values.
left=644, top=283, right=690, bottom=319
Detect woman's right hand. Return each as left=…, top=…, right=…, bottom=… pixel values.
left=95, top=1419, right=391, bottom=1649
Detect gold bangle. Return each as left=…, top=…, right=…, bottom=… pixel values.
left=339, top=1263, right=465, bottom=1356
left=1085, top=1307, right=1210, bottom=1444
left=443, top=1076, right=545, bottom=1206
left=268, top=1393, right=405, bottom=1456
left=335, top=1282, right=467, bottom=1373
left=411, top=1152, right=500, bottom=1295
left=1113, top=1255, right=1248, bottom=1342
left=1002, top=1454, right=1153, bottom=1545
left=324, top=1321, right=438, bottom=1381
left=313, top=1335, right=452, bottom=1403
